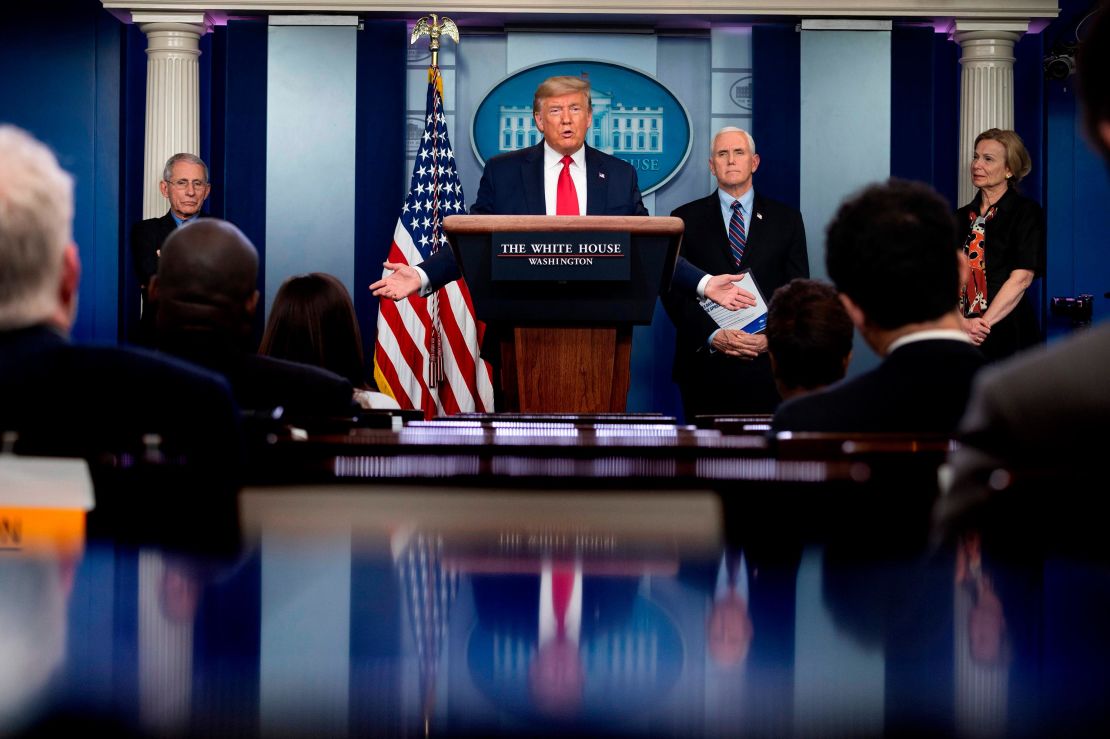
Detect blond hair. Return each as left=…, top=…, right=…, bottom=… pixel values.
left=532, top=75, right=592, bottom=116
left=975, top=129, right=1032, bottom=183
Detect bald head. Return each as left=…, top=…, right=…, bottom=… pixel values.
left=152, top=219, right=260, bottom=340
left=158, top=219, right=257, bottom=299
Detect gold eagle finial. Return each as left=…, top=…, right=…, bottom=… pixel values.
left=410, top=14, right=459, bottom=68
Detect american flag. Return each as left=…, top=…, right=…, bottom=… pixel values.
left=373, top=69, right=494, bottom=417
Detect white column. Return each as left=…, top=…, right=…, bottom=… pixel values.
left=133, top=12, right=210, bottom=219
left=951, top=20, right=1028, bottom=207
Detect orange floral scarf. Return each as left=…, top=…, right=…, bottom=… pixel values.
left=960, top=204, right=996, bottom=316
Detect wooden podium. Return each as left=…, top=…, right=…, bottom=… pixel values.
left=443, top=215, right=683, bottom=413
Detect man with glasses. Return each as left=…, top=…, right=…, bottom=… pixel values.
left=372, top=75, right=752, bottom=310
left=130, top=153, right=211, bottom=344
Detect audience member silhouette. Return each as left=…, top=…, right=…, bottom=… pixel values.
left=260, top=273, right=367, bottom=387
left=766, top=278, right=853, bottom=402
left=772, top=179, right=984, bottom=433
left=259, top=273, right=399, bottom=409
left=151, top=219, right=358, bottom=418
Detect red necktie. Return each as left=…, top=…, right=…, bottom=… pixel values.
left=551, top=567, right=574, bottom=639
left=556, top=156, right=579, bottom=216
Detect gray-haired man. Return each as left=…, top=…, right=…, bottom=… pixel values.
left=130, top=153, right=210, bottom=343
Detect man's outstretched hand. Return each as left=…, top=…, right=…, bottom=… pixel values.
left=370, top=261, right=421, bottom=301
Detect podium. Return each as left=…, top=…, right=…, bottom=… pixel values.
left=443, top=215, right=683, bottom=413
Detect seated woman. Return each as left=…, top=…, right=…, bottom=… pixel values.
left=259, top=273, right=399, bottom=409
left=957, top=129, right=1044, bottom=361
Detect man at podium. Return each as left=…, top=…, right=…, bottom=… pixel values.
left=371, top=75, right=752, bottom=311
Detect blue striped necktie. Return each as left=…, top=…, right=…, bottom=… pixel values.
left=728, top=200, right=747, bottom=267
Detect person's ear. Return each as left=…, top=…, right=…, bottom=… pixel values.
left=1099, top=120, right=1110, bottom=154
left=837, top=293, right=866, bottom=329
left=57, top=243, right=81, bottom=329
left=246, top=289, right=260, bottom=316
left=159, top=179, right=170, bottom=200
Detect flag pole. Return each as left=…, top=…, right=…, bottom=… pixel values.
left=410, top=14, right=460, bottom=390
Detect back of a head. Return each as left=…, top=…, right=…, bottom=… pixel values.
left=826, top=179, right=958, bottom=330
left=155, top=219, right=258, bottom=343
left=1078, top=3, right=1110, bottom=161
left=0, top=126, right=73, bottom=330
left=259, top=272, right=367, bottom=388
left=767, top=278, right=854, bottom=392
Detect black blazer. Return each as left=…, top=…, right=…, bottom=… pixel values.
left=421, top=143, right=704, bottom=295
left=130, top=212, right=178, bottom=346
left=0, top=324, right=240, bottom=467
left=664, top=191, right=809, bottom=415
left=131, top=211, right=177, bottom=288
left=771, top=339, right=985, bottom=433
left=157, top=331, right=357, bottom=418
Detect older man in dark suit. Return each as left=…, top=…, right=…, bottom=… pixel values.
left=130, top=153, right=211, bottom=345
left=664, top=127, right=810, bottom=418
left=370, top=75, right=750, bottom=309
left=771, top=179, right=985, bottom=433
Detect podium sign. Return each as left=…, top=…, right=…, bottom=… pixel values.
left=492, top=231, right=631, bottom=281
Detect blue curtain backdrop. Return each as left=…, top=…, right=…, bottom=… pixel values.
left=355, top=22, right=408, bottom=364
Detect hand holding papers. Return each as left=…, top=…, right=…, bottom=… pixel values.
left=700, top=270, right=768, bottom=333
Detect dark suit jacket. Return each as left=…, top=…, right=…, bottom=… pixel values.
left=130, top=212, right=177, bottom=346
left=771, top=339, right=985, bottom=433
left=0, top=324, right=241, bottom=470
left=664, top=191, right=809, bottom=416
left=157, top=330, right=357, bottom=419
left=421, top=143, right=704, bottom=294
left=131, top=211, right=177, bottom=288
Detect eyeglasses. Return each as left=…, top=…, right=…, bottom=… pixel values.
left=166, top=179, right=209, bottom=190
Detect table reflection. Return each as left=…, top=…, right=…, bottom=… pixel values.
left=5, top=484, right=1110, bottom=736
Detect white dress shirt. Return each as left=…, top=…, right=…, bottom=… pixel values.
left=542, top=142, right=587, bottom=216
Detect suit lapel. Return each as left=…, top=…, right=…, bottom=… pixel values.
left=740, top=193, right=763, bottom=269
left=161, top=211, right=178, bottom=237
left=585, top=146, right=606, bottom=215
left=522, top=144, right=546, bottom=215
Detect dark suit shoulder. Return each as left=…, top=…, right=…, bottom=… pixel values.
left=0, top=328, right=240, bottom=463
left=772, top=339, right=984, bottom=434
left=670, top=192, right=720, bottom=220
left=585, top=144, right=633, bottom=171
left=235, top=354, right=356, bottom=417
left=482, top=144, right=542, bottom=169
left=752, top=193, right=802, bottom=220
left=131, top=211, right=176, bottom=240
